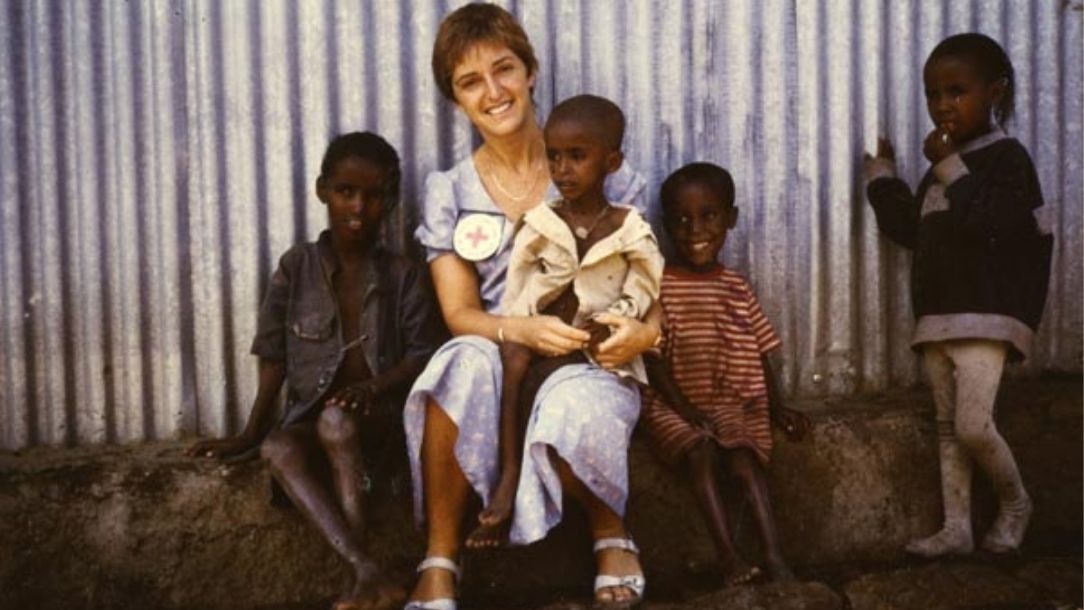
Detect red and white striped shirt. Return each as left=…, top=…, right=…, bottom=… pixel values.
left=641, top=265, right=780, bottom=465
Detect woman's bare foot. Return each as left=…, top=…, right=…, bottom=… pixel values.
left=465, top=470, right=517, bottom=549
left=332, top=561, right=406, bottom=610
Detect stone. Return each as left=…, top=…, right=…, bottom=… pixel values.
left=842, top=559, right=1063, bottom=610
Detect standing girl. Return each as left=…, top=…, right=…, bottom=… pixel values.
left=864, top=33, right=1052, bottom=557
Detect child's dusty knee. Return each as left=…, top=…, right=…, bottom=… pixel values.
left=260, top=431, right=304, bottom=468
left=954, top=417, right=997, bottom=450
left=316, top=405, right=360, bottom=445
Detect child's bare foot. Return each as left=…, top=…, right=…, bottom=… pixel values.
left=333, top=561, right=406, bottom=610
left=465, top=471, right=517, bottom=549
left=720, top=557, right=760, bottom=588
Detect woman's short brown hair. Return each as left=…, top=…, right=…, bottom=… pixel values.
left=431, top=3, right=539, bottom=101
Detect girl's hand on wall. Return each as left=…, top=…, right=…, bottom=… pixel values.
left=863, top=136, right=898, bottom=182
left=591, top=312, right=659, bottom=369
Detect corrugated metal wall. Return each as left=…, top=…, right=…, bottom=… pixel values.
left=1, top=0, right=1080, bottom=450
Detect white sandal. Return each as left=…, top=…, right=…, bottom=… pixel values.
left=403, top=556, right=460, bottom=610
left=593, top=537, right=646, bottom=608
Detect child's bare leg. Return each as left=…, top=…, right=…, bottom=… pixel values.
left=318, top=405, right=369, bottom=538
left=315, top=405, right=404, bottom=609
left=686, top=441, right=757, bottom=586
left=261, top=424, right=400, bottom=610
left=466, top=342, right=532, bottom=548
left=725, top=448, right=793, bottom=581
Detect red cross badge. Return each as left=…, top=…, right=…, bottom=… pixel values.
left=453, top=213, right=503, bottom=261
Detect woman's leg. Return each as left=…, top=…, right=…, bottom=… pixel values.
left=685, top=442, right=756, bottom=585
left=907, top=342, right=975, bottom=556
left=550, top=448, right=642, bottom=604
left=946, top=340, right=1031, bottom=552
left=408, top=398, right=471, bottom=603
left=724, top=448, right=793, bottom=581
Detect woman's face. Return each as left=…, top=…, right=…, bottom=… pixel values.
left=451, top=42, right=536, bottom=140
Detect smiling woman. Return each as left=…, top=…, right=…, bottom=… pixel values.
left=401, top=5, right=663, bottom=610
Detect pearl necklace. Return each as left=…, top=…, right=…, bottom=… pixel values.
left=480, top=147, right=546, bottom=203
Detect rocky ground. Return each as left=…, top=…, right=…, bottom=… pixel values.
left=1, top=377, right=1079, bottom=610
left=253, top=554, right=1082, bottom=610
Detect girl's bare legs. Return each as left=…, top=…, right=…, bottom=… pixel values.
left=685, top=442, right=757, bottom=585
left=725, top=448, right=794, bottom=581
left=408, top=399, right=470, bottom=604
left=550, top=448, right=643, bottom=605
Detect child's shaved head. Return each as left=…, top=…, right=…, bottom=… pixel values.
left=545, top=94, right=625, bottom=151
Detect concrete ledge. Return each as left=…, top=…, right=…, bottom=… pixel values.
left=0, top=377, right=1079, bottom=609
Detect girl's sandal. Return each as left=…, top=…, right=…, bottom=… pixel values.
left=403, top=557, right=460, bottom=610
left=592, top=538, right=646, bottom=609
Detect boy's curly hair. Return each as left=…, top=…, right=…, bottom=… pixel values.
left=319, top=132, right=401, bottom=203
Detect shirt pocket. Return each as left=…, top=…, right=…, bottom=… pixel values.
left=290, top=311, right=334, bottom=341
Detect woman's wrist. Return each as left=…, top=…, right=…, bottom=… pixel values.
left=498, top=315, right=522, bottom=345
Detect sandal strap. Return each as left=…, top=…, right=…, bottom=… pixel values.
left=593, top=573, right=646, bottom=598
left=593, top=537, right=640, bottom=554
left=415, top=556, right=461, bottom=581
left=403, top=599, right=457, bottom=610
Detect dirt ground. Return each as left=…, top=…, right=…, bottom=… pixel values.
left=0, top=376, right=1079, bottom=610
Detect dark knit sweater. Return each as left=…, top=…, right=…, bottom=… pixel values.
left=866, top=129, right=1052, bottom=361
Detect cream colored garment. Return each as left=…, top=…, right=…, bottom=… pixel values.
left=501, top=200, right=664, bottom=382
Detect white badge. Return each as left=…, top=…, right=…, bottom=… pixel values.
left=453, top=213, right=503, bottom=261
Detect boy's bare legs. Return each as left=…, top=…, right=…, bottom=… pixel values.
left=314, top=405, right=405, bottom=609
left=408, top=399, right=469, bottom=605
left=467, top=342, right=533, bottom=548
left=261, top=417, right=398, bottom=609
left=725, top=448, right=794, bottom=581
left=686, top=442, right=757, bottom=586
left=550, top=448, right=643, bottom=605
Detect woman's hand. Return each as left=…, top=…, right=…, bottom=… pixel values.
left=590, top=312, right=659, bottom=369
left=510, top=315, right=590, bottom=357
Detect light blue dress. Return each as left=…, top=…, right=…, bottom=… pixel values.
left=404, top=154, right=648, bottom=544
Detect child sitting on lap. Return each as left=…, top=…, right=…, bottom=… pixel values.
left=466, top=94, right=664, bottom=549
left=641, top=162, right=809, bottom=586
